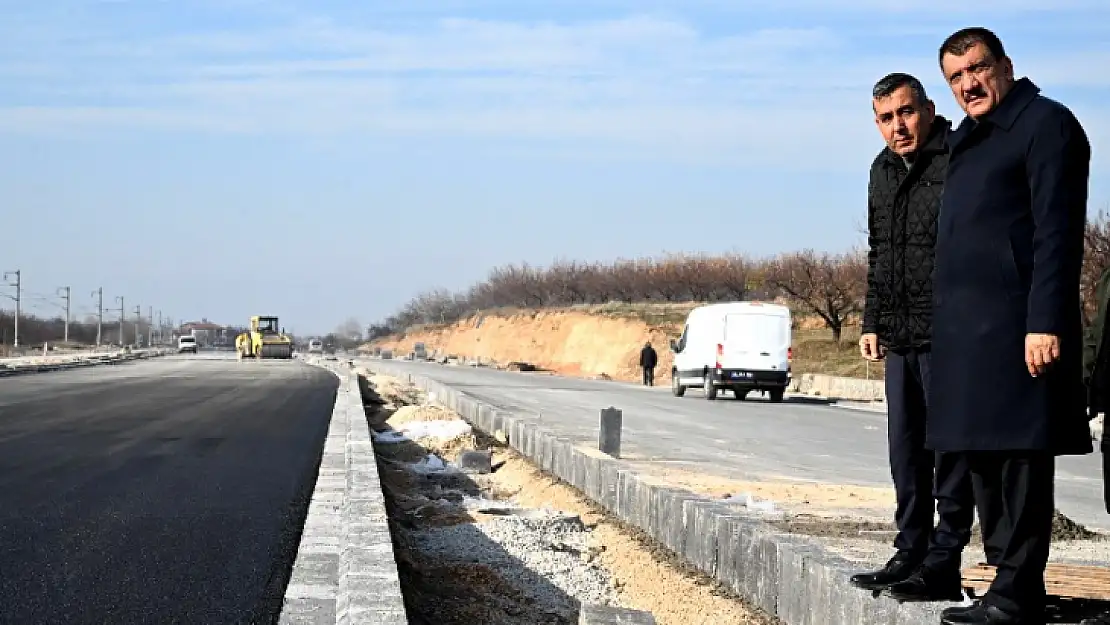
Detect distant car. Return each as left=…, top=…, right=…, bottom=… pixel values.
left=177, top=336, right=198, bottom=354
left=308, top=339, right=323, bottom=354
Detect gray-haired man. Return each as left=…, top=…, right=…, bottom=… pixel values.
left=852, top=72, right=1001, bottom=602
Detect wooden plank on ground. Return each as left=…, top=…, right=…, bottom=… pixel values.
left=962, top=563, right=1110, bottom=601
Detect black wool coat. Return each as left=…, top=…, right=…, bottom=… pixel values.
left=926, top=77, right=1093, bottom=455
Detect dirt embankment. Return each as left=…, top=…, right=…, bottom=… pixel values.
left=367, top=304, right=867, bottom=383
left=372, top=308, right=681, bottom=382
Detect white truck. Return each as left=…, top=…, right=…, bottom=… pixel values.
left=669, top=301, right=792, bottom=402
left=307, top=339, right=324, bottom=354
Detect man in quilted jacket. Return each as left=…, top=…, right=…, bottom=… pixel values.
left=850, top=72, right=1000, bottom=602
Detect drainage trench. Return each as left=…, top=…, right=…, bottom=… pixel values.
left=357, top=369, right=779, bottom=625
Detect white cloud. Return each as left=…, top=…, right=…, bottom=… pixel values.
left=0, top=8, right=1106, bottom=172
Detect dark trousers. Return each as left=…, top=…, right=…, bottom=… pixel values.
left=642, top=367, right=655, bottom=386
left=886, top=350, right=1004, bottom=569
left=958, top=452, right=1054, bottom=615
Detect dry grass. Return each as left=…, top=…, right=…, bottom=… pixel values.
left=791, top=326, right=885, bottom=380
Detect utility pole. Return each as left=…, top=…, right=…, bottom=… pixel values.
left=133, top=306, right=141, bottom=347
left=57, top=286, right=71, bottom=343
left=115, top=296, right=125, bottom=346
left=148, top=306, right=154, bottom=346
left=3, top=270, right=19, bottom=347
left=157, top=310, right=162, bottom=344
left=92, top=288, right=103, bottom=346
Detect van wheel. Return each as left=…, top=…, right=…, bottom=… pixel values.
left=732, top=386, right=748, bottom=400
left=703, top=375, right=718, bottom=400
left=671, top=372, right=686, bottom=397
left=769, top=388, right=785, bottom=403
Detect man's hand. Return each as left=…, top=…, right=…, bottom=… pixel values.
left=860, top=333, right=885, bottom=361
left=1026, top=333, right=1061, bottom=377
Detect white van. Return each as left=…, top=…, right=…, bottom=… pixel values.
left=177, top=335, right=198, bottom=354
left=669, top=301, right=792, bottom=402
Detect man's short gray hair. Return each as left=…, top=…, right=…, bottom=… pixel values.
left=872, top=72, right=929, bottom=106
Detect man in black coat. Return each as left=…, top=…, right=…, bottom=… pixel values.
left=1079, top=269, right=1110, bottom=625
left=849, top=72, right=993, bottom=602
left=640, top=342, right=657, bottom=386
left=929, top=27, right=1093, bottom=625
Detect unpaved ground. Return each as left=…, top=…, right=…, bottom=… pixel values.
left=362, top=371, right=779, bottom=625
left=627, top=464, right=896, bottom=521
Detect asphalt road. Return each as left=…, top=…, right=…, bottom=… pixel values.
left=0, top=354, right=338, bottom=625
left=364, top=358, right=1110, bottom=532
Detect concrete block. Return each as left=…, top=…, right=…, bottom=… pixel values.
left=598, top=407, right=623, bottom=458
left=458, top=449, right=493, bottom=474
left=278, top=597, right=337, bottom=625
left=743, top=527, right=781, bottom=614
left=491, top=410, right=507, bottom=438
left=520, top=421, right=536, bottom=460
left=653, top=488, right=698, bottom=556
left=599, top=461, right=622, bottom=514
left=476, top=404, right=495, bottom=431
left=682, top=500, right=730, bottom=578
left=552, top=437, right=573, bottom=482
left=540, top=432, right=555, bottom=473
left=579, top=604, right=656, bottom=624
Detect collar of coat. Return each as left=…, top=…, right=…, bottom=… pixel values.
left=879, top=114, right=951, bottom=167
left=948, top=77, right=1041, bottom=149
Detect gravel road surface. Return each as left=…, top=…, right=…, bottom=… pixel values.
left=0, top=354, right=337, bottom=625
left=365, top=359, right=1110, bottom=532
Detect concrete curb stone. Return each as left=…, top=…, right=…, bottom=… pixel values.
left=281, top=364, right=408, bottom=625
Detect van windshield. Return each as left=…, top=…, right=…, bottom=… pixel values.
left=724, top=313, right=787, bottom=351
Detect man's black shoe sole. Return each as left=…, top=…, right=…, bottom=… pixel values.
left=886, top=588, right=965, bottom=603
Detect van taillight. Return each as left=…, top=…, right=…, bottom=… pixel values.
left=716, top=343, right=723, bottom=369
left=787, top=347, right=793, bottom=362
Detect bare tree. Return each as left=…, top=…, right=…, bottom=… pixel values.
left=764, top=249, right=867, bottom=342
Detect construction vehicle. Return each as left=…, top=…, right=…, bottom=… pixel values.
left=236, top=315, right=294, bottom=359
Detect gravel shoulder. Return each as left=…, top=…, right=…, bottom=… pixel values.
left=360, top=369, right=779, bottom=625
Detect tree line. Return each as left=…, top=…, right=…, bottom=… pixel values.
left=370, top=212, right=1110, bottom=343
left=0, top=312, right=142, bottom=349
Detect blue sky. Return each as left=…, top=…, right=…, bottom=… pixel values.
left=1, top=1, right=1108, bottom=335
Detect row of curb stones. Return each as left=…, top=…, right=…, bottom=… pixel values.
left=362, top=361, right=954, bottom=625
left=280, top=365, right=408, bottom=625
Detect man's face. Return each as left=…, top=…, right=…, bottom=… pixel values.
left=941, top=41, right=1014, bottom=119
left=873, top=84, right=935, bottom=157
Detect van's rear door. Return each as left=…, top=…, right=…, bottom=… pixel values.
left=721, top=310, right=789, bottom=372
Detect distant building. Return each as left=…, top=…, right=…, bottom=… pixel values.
left=177, top=319, right=228, bottom=346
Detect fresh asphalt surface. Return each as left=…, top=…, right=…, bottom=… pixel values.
left=0, top=353, right=338, bottom=625
left=365, top=358, right=1110, bottom=532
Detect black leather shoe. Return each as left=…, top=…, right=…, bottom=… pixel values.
left=849, top=552, right=920, bottom=590
left=886, top=566, right=965, bottom=602
left=941, top=600, right=1043, bottom=624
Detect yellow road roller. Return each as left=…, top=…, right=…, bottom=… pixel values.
left=236, top=315, right=294, bottom=359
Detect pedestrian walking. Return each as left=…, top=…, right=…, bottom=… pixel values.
left=928, top=27, right=1093, bottom=625
left=849, top=71, right=996, bottom=602
left=640, top=341, right=657, bottom=386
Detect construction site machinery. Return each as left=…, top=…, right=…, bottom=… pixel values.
left=236, top=315, right=294, bottom=359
